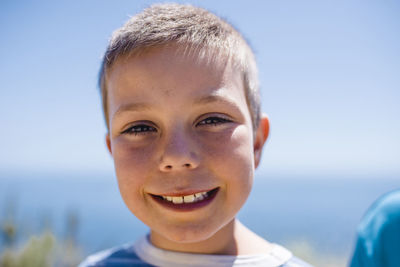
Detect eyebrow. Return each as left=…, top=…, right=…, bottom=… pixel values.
left=194, top=94, right=237, bottom=106
left=193, top=94, right=242, bottom=111
left=112, top=92, right=241, bottom=120
left=113, top=103, right=152, bottom=119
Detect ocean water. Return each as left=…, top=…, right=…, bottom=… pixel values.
left=0, top=170, right=399, bottom=260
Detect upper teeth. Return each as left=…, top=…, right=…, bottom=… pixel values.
left=163, top=191, right=208, bottom=204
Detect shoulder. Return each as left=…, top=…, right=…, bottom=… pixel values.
left=370, top=190, right=400, bottom=214
left=78, top=243, right=153, bottom=267
left=281, top=256, right=315, bottom=267
left=358, top=190, right=400, bottom=236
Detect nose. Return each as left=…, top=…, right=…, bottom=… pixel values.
left=159, top=129, right=200, bottom=172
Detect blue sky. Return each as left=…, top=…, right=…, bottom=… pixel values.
left=1, top=0, right=399, bottom=177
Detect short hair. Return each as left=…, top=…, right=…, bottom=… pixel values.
left=99, top=3, right=261, bottom=131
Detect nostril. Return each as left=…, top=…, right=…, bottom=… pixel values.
left=160, top=161, right=196, bottom=172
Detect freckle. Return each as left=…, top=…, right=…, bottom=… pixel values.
left=162, top=89, right=172, bottom=96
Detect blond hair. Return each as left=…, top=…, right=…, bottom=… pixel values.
left=99, top=3, right=260, bottom=131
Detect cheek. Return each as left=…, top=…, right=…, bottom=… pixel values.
left=204, top=125, right=254, bottom=165
left=111, top=140, right=155, bottom=204
left=203, top=126, right=254, bottom=189
left=113, top=138, right=155, bottom=174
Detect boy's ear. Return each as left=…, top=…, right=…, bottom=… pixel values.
left=253, top=114, right=270, bottom=168
left=106, top=133, right=112, bottom=155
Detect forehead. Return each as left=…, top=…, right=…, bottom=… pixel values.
left=109, top=45, right=232, bottom=85
left=106, top=45, right=247, bottom=110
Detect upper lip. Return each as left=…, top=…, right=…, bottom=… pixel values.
left=149, top=187, right=218, bottom=197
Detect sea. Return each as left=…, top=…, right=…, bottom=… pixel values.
left=0, top=170, right=399, bottom=262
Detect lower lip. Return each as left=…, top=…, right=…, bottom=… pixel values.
left=150, top=188, right=219, bottom=212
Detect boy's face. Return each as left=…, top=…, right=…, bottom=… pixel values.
left=105, top=46, right=269, bottom=247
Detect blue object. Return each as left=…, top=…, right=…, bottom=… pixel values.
left=350, top=190, right=400, bottom=267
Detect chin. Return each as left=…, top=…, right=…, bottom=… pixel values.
left=159, top=222, right=219, bottom=244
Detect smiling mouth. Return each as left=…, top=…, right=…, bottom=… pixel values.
left=150, top=188, right=219, bottom=211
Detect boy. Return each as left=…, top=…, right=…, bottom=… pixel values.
left=80, top=3, right=313, bottom=267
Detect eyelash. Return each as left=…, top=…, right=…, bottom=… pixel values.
left=121, top=125, right=157, bottom=135
left=121, top=116, right=232, bottom=136
left=196, top=116, right=232, bottom=126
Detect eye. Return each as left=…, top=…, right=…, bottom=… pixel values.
left=121, top=124, right=157, bottom=136
left=197, top=116, right=232, bottom=127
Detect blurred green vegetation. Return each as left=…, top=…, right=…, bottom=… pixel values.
left=0, top=208, right=82, bottom=267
